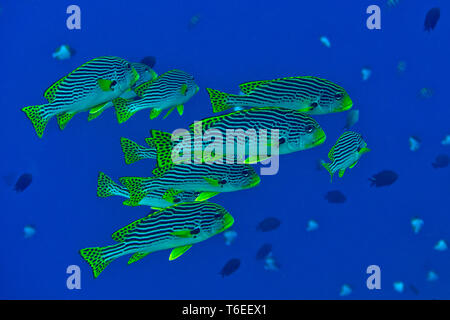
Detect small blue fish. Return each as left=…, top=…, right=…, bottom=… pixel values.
left=220, top=258, right=240, bottom=277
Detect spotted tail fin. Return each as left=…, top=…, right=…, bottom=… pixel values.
left=79, top=244, right=122, bottom=278
left=97, top=172, right=123, bottom=198
left=22, top=104, right=53, bottom=138
left=206, top=88, right=235, bottom=113
left=120, top=137, right=157, bottom=164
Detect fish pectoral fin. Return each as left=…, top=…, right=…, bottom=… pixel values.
left=338, top=168, right=346, bottom=178
left=169, top=245, right=192, bottom=261
left=176, top=104, right=184, bottom=116
left=149, top=108, right=162, bottom=120
left=204, top=177, right=220, bottom=187
left=349, top=161, right=358, bottom=169
left=196, top=191, right=220, bottom=202
left=128, top=252, right=150, bottom=264
left=171, top=230, right=193, bottom=238
left=97, top=79, right=113, bottom=92
left=163, top=106, right=175, bottom=119
left=359, top=147, right=371, bottom=155
left=88, top=103, right=108, bottom=121
left=180, top=84, right=188, bottom=95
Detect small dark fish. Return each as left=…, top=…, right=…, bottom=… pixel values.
left=256, top=243, right=272, bottom=260
left=140, top=56, right=156, bottom=68
left=432, top=154, right=449, bottom=169
left=369, top=170, right=398, bottom=187
left=188, top=14, right=201, bottom=30
left=424, top=8, right=440, bottom=32
left=256, top=217, right=281, bottom=232
left=324, top=190, right=347, bottom=203
left=220, top=258, right=240, bottom=277
left=14, top=173, right=32, bottom=192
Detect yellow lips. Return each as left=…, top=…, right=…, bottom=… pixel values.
left=223, top=213, right=235, bottom=230
left=306, top=128, right=326, bottom=148
left=338, top=94, right=353, bottom=112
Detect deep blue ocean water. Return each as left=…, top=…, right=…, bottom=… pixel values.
left=1, top=0, right=449, bottom=299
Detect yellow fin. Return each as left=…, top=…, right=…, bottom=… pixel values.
left=180, top=84, right=188, bottom=95
left=150, top=108, right=162, bottom=120
left=88, top=103, right=108, bottom=121
left=171, top=230, right=193, bottom=238
left=196, top=191, right=220, bottom=202
left=204, top=177, right=220, bottom=187
left=128, top=252, right=150, bottom=264
left=56, top=112, right=75, bottom=130
left=176, top=104, right=184, bottom=116
left=163, top=106, right=175, bottom=119
left=239, top=79, right=272, bottom=95
left=338, top=168, right=346, bottom=178
left=349, top=161, right=358, bottom=169
left=169, top=245, right=192, bottom=261
left=97, top=79, right=113, bottom=92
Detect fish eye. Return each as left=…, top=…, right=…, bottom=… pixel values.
left=214, top=213, right=224, bottom=218
left=310, top=102, right=318, bottom=108
left=219, top=179, right=227, bottom=185
left=190, top=228, right=200, bottom=235
left=242, top=170, right=249, bottom=177
left=173, top=197, right=181, bottom=203
left=279, top=137, right=286, bottom=145
left=126, top=63, right=131, bottom=70
left=110, top=80, right=117, bottom=89
left=335, top=93, right=343, bottom=100
left=305, top=125, right=315, bottom=133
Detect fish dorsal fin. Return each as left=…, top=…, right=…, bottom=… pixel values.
left=169, top=245, right=192, bottom=261
left=128, top=252, right=150, bottom=264
left=162, top=189, right=183, bottom=203
left=56, top=112, right=75, bottom=130
left=44, top=77, right=67, bottom=102
left=44, top=57, right=107, bottom=102
left=151, top=166, right=169, bottom=177
left=239, top=79, right=273, bottom=95
left=111, top=211, right=161, bottom=242
left=328, top=145, right=335, bottom=160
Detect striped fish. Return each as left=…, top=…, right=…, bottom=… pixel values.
left=322, top=131, right=370, bottom=182
left=145, top=107, right=326, bottom=169
left=79, top=201, right=234, bottom=278
left=22, top=56, right=139, bottom=137
left=97, top=172, right=216, bottom=209
left=120, top=163, right=260, bottom=207
left=87, top=62, right=158, bottom=121
left=207, top=76, right=352, bottom=114
left=112, top=69, right=199, bottom=123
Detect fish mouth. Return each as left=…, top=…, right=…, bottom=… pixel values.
left=337, top=95, right=353, bottom=112
left=247, top=174, right=261, bottom=188
left=222, top=213, right=235, bottom=231
left=310, top=130, right=326, bottom=147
